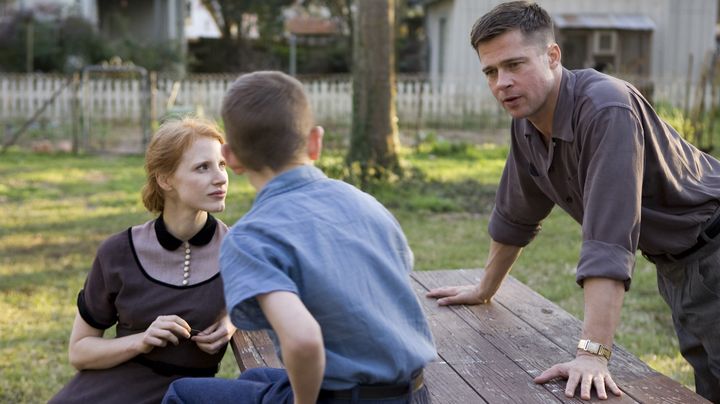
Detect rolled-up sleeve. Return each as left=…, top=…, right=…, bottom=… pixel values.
left=220, top=229, right=298, bottom=330
left=576, top=106, right=643, bottom=290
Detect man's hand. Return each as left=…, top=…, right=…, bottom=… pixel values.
left=534, top=353, right=622, bottom=400
left=425, top=284, right=490, bottom=306
left=426, top=240, right=522, bottom=306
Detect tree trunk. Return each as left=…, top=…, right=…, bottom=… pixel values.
left=347, top=0, right=400, bottom=179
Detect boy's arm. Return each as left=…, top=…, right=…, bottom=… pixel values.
left=257, top=291, right=325, bottom=404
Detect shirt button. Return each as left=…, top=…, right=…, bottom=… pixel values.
left=565, top=196, right=573, bottom=203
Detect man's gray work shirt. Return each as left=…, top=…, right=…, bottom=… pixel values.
left=489, top=68, right=720, bottom=288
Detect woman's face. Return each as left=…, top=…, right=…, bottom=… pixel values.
left=165, top=137, right=228, bottom=213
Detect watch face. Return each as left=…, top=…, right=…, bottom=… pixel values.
left=586, top=341, right=600, bottom=353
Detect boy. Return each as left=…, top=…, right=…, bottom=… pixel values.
left=163, top=71, right=436, bottom=404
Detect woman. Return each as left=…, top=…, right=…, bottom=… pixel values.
left=50, top=118, right=235, bottom=404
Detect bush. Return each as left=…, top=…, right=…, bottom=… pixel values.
left=0, top=12, right=182, bottom=73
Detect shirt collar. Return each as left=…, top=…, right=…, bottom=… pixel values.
left=254, top=165, right=326, bottom=205
left=521, top=67, right=576, bottom=143
left=154, top=213, right=217, bottom=251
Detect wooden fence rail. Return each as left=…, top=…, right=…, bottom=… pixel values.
left=0, top=73, right=713, bottom=127
left=1, top=73, right=500, bottom=125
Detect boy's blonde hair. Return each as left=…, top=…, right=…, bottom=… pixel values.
left=221, top=71, right=313, bottom=171
left=141, top=117, right=225, bottom=213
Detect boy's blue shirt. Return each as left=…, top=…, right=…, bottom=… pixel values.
left=220, top=165, right=436, bottom=390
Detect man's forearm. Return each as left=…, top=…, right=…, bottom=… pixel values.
left=580, top=278, right=625, bottom=349
left=479, top=240, right=523, bottom=299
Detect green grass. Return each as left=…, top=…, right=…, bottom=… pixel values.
left=0, top=144, right=693, bottom=402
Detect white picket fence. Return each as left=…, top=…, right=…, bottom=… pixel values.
left=0, top=73, right=506, bottom=127
left=0, top=72, right=711, bottom=127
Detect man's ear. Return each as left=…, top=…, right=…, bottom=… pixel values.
left=222, top=143, right=246, bottom=175
left=547, top=42, right=561, bottom=68
left=307, top=126, right=324, bottom=161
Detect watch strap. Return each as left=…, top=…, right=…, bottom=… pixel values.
left=577, top=339, right=612, bottom=361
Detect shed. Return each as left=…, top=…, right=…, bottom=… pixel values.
left=424, top=0, right=717, bottom=102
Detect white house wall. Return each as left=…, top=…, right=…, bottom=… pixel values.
left=427, top=0, right=717, bottom=91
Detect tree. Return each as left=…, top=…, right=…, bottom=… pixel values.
left=347, top=0, right=400, bottom=180
left=199, top=0, right=292, bottom=71
left=308, top=0, right=354, bottom=69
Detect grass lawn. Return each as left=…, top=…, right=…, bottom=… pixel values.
left=0, top=143, right=692, bottom=402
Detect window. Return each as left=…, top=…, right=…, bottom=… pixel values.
left=593, top=31, right=617, bottom=55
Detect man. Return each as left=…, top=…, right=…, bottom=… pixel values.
left=427, top=1, right=720, bottom=402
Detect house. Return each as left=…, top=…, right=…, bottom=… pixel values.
left=1, top=0, right=97, bottom=23
left=185, top=0, right=220, bottom=41
left=424, top=0, right=718, bottom=103
left=96, top=0, right=186, bottom=45
left=3, top=0, right=222, bottom=46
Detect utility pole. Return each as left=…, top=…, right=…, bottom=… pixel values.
left=25, top=14, right=34, bottom=73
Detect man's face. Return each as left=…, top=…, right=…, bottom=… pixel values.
left=477, top=30, right=559, bottom=122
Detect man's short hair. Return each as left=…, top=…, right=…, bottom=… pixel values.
left=221, top=71, right=313, bottom=172
left=470, top=1, right=554, bottom=50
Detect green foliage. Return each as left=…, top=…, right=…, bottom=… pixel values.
left=655, top=102, right=695, bottom=139
left=189, top=0, right=292, bottom=72
left=58, top=17, right=112, bottom=71
left=0, top=12, right=182, bottom=73
left=0, top=14, right=93, bottom=73
left=414, top=132, right=485, bottom=159
left=655, top=101, right=717, bottom=152
left=110, top=38, right=184, bottom=73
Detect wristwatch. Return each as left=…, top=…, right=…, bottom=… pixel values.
left=577, top=339, right=612, bottom=361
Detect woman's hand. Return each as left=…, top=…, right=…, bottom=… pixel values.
left=191, top=315, right=236, bottom=355
left=138, top=315, right=192, bottom=353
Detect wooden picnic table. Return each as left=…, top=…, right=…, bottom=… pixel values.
left=230, top=269, right=709, bottom=403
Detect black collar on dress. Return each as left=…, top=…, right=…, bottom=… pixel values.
left=154, top=214, right=217, bottom=251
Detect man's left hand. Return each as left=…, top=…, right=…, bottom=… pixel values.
left=533, top=353, right=622, bottom=400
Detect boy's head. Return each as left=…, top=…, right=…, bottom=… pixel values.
left=221, top=71, right=314, bottom=172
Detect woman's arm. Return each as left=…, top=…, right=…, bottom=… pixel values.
left=68, top=312, right=192, bottom=370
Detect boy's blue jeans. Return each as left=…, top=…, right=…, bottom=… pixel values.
left=162, top=367, right=431, bottom=404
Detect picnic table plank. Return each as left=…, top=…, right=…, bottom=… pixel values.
left=452, top=268, right=708, bottom=403
left=410, top=274, right=583, bottom=403
left=423, top=361, right=487, bottom=404
left=230, top=329, right=283, bottom=371
left=412, top=270, right=630, bottom=403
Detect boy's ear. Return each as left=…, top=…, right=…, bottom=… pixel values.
left=307, top=126, right=324, bottom=161
left=222, top=143, right=246, bottom=174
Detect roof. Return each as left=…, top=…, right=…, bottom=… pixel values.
left=285, top=16, right=341, bottom=36
left=553, top=13, right=655, bottom=31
